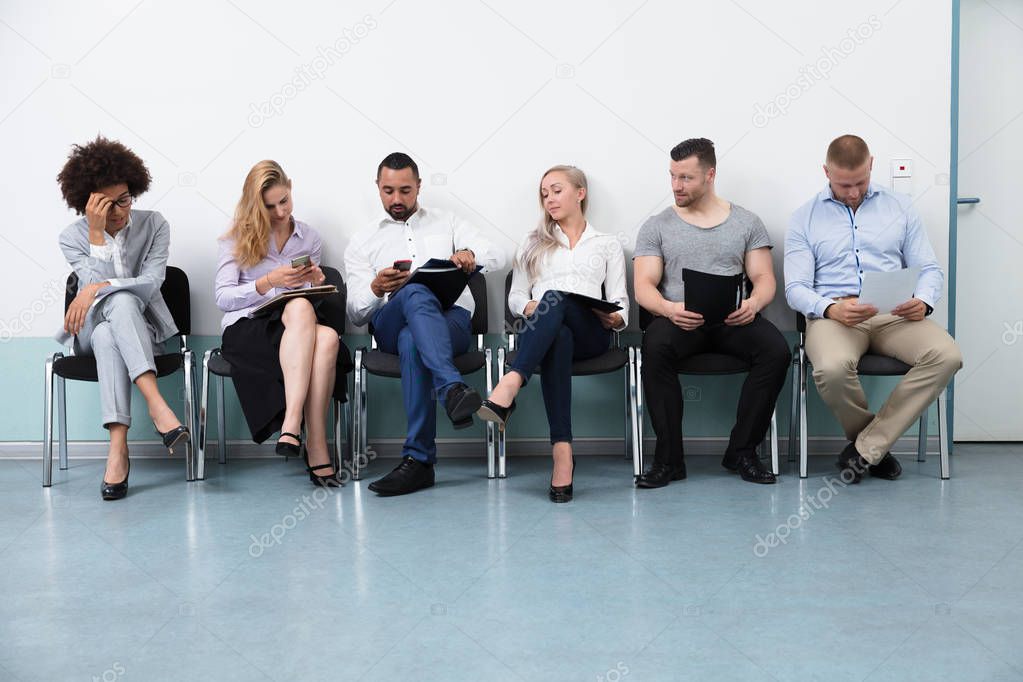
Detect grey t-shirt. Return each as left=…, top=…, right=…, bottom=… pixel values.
left=634, top=203, right=772, bottom=302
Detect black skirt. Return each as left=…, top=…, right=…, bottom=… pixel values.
left=222, top=302, right=353, bottom=444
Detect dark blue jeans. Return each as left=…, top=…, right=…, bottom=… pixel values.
left=372, top=284, right=472, bottom=463
left=509, top=292, right=611, bottom=443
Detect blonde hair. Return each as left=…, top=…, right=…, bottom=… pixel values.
left=517, top=165, right=588, bottom=281
left=225, top=160, right=291, bottom=269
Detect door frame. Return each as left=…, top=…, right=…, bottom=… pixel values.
left=947, top=0, right=961, bottom=446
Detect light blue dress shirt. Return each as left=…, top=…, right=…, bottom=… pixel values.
left=784, top=183, right=943, bottom=319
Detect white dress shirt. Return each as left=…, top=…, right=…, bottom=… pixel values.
left=345, top=205, right=506, bottom=327
left=508, top=222, right=629, bottom=330
left=88, top=214, right=132, bottom=287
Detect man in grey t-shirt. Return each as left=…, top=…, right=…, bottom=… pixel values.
left=633, top=138, right=790, bottom=488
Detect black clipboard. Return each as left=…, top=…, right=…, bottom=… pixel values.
left=251, top=285, right=339, bottom=317
left=682, top=269, right=744, bottom=324
left=395, top=258, right=482, bottom=310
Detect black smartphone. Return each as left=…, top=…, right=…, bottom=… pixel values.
left=291, top=255, right=311, bottom=268
left=393, top=259, right=412, bottom=272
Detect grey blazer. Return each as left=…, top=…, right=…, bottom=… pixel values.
left=56, top=209, right=179, bottom=345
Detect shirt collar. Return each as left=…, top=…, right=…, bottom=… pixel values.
left=379, top=204, right=427, bottom=228
left=819, top=182, right=881, bottom=205
left=554, top=221, right=594, bottom=247
left=291, top=217, right=304, bottom=239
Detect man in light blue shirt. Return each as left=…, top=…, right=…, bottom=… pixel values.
left=784, top=135, right=962, bottom=482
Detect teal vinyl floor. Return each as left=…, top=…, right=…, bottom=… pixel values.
left=1, top=444, right=1021, bottom=681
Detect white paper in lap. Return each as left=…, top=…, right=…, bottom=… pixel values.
left=858, top=267, right=921, bottom=312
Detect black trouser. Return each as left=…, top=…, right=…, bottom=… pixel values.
left=641, top=315, right=790, bottom=469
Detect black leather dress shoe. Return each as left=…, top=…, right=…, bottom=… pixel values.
left=635, top=461, right=687, bottom=488
left=101, top=459, right=130, bottom=501
left=868, top=453, right=902, bottom=480
left=731, top=453, right=777, bottom=484
left=836, top=442, right=870, bottom=484
left=367, top=456, right=435, bottom=496
left=445, top=383, right=482, bottom=429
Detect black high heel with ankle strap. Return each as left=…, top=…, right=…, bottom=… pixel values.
left=549, top=455, right=575, bottom=503
left=275, top=431, right=302, bottom=458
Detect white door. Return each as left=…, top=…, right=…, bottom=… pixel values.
left=954, top=0, right=1023, bottom=440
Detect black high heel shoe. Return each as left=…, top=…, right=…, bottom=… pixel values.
left=275, top=431, right=303, bottom=458
left=101, top=458, right=130, bottom=501
left=307, top=462, right=344, bottom=487
left=549, top=455, right=575, bottom=503
left=156, top=425, right=190, bottom=455
left=477, top=399, right=517, bottom=430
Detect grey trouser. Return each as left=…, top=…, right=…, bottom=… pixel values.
left=75, top=291, right=163, bottom=428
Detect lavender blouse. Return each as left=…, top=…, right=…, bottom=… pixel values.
left=215, top=219, right=323, bottom=330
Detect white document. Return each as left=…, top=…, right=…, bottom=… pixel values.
left=858, top=267, right=920, bottom=312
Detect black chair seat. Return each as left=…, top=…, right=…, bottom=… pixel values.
left=207, top=352, right=233, bottom=377
left=504, top=348, right=629, bottom=377
left=361, top=349, right=487, bottom=379
left=675, top=352, right=752, bottom=375
left=857, top=353, right=912, bottom=376
left=53, top=352, right=183, bottom=382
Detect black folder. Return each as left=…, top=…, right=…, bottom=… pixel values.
left=555, top=291, right=623, bottom=313
left=396, top=258, right=482, bottom=310
left=682, top=269, right=744, bottom=323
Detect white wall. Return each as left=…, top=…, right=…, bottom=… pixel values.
left=0, top=0, right=952, bottom=338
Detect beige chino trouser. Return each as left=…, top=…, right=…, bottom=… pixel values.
left=805, top=314, right=962, bottom=464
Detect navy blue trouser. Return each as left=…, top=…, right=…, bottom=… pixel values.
left=372, top=284, right=471, bottom=463
left=509, top=292, right=611, bottom=443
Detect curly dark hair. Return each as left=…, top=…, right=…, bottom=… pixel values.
left=57, top=136, right=151, bottom=214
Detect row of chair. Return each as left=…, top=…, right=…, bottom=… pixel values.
left=41, top=268, right=949, bottom=488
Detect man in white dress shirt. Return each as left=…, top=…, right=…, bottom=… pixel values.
left=345, top=153, right=506, bottom=495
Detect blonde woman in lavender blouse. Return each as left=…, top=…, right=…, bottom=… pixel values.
left=214, top=160, right=344, bottom=487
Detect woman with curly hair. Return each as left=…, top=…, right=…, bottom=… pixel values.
left=215, top=160, right=346, bottom=487
left=56, top=136, right=190, bottom=501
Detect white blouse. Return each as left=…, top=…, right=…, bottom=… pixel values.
left=508, top=222, right=629, bottom=330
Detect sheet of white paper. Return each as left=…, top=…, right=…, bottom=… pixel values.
left=858, top=267, right=921, bottom=312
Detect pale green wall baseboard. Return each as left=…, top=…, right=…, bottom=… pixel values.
left=3, top=333, right=935, bottom=443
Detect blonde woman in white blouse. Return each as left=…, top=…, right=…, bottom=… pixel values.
left=478, top=166, right=629, bottom=503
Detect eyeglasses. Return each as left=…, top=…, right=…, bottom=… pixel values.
left=111, top=195, right=133, bottom=208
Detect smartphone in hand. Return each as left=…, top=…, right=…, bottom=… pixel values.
left=291, top=255, right=311, bottom=268
left=392, top=259, right=412, bottom=272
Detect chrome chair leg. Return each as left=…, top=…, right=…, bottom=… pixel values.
left=216, top=374, right=227, bottom=465
left=937, top=389, right=950, bottom=480
left=798, top=345, right=808, bottom=479
left=57, top=375, right=68, bottom=471
left=917, top=412, right=928, bottom=462
left=198, top=349, right=212, bottom=479
left=486, top=347, right=496, bottom=479
left=770, top=408, right=779, bottom=476
left=496, top=346, right=507, bottom=479
left=788, top=350, right=799, bottom=464
left=42, top=355, right=57, bottom=487
left=183, top=350, right=196, bottom=482
left=632, top=347, right=644, bottom=479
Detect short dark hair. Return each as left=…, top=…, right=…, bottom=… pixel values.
left=826, top=134, right=871, bottom=169
left=376, top=152, right=419, bottom=180
left=56, top=135, right=151, bottom=215
left=670, top=137, right=716, bottom=169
